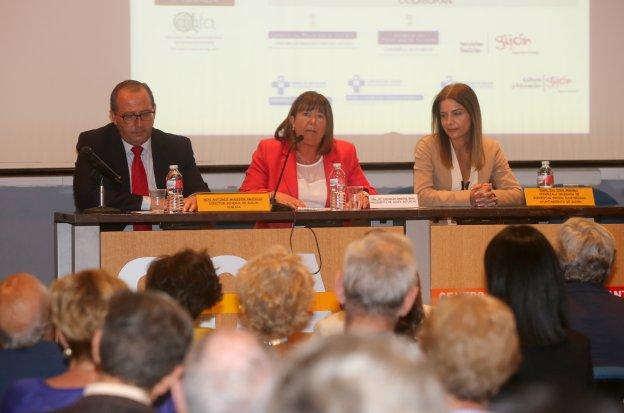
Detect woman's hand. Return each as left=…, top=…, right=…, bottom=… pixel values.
left=347, top=190, right=370, bottom=209
left=470, top=183, right=498, bottom=208
left=274, top=191, right=307, bottom=209
left=182, top=195, right=198, bottom=212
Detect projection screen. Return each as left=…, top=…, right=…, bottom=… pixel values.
left=0, top=0, right=622, bottom=169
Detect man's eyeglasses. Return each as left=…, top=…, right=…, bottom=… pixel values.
left=117, top=111, right=155, bottom=123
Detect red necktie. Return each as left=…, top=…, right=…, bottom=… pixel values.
left=131, top=146, right=151, bottom=231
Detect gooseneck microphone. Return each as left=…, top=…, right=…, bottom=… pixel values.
left=79, top=146, right=123, bottom=184
left=271, top=135, right=304, bottom=211
left=79, top=146, right=122, bottom=214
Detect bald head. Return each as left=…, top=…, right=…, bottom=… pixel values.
left=0, top=273, right=51, bottom=349
left=183, top=330, right=274, bottom=413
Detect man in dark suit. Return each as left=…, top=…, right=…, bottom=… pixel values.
left=558, top=217, right=624, bottom=368
left=56, top=291, right=193, bottom=413
left=73, top=80, right=209, bottom=212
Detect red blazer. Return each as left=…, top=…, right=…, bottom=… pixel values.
left=240, top=138, right=376, bottom=206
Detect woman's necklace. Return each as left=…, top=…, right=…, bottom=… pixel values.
left=296, top=152, right=321, bottom=165
left=264, top=337, right=289, bottom=347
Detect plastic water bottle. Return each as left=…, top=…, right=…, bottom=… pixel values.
left=166, top=165, right=184, bottom=213
left=537, top=161, right=554, bottom=188
left=329, top=163, right=347, bottom=210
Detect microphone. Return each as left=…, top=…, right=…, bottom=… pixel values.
left=79, top=146, right=123, bottom=184
left=271, top=135, right=304, bottom=211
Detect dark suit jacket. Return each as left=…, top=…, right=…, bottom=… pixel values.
left=55, top=395, right=154, bottom=413
left=73, top=123, right=209, bottom=211
left=567, top=281, right=624, bottom=367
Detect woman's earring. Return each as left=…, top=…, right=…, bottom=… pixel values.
left=63, top=347, right=72, bottom=358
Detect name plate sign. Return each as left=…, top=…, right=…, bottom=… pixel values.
left=369, top=194, right=419, bottom=209
left=524, top=187, right=595, bottom=206
left=196, top=192, right=271, bottom=212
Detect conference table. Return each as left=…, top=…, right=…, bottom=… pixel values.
left=54, top=206, right=624, bottom=308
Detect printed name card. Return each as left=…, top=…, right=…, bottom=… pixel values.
left=369, top=194, right=419, bottom=209
left=524, top=187, right=595, bottom=206
left=196, top=192, right=271, bottom=212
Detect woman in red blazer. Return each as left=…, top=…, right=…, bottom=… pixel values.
left=240, top=91, right=376, bottom=209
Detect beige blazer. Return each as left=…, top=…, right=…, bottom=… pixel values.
left=413, top=135, right=524, bottom=207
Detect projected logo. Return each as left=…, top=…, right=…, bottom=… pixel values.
left=494, top=33, right=537, bottom=54
left=173, top=12, right=215, bottom=32
left=269, top=77, right=328, bottom=105
left=346, top=76, right=422, bottom=102
left=459, top=41, right=484, bottom=54
left=271, top=76, right=291, bottom=96
left=544, top=76, right=572, bottom=89
left=348, top=75, right=365, bottom=93
left=440, top=76, right=493, bottom=90
left=512, top=75, right=576, bottom=92
left=440, top=76, right=454, bottom=88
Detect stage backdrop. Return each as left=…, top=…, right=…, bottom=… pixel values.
left=1, top=0, right=623, bottom=169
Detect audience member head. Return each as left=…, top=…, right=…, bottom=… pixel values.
left=95, top=291, right=193, bottom=398
left=274, top=91, right=334, bottom=155
left=50, top=269, right=127, bottom=361
left=485, top=225, right=568, bottom=346
left=557, top=217, right=616, bottom=285
left=145, top=249, right=223, bottom=320
left=182, top=330, right=275, bottom=413
left=0, top=273, right=51, bottom=349
left=267, top=334, right=447, bottom=413
left=237, top=245, right=314, bottom=342
left=109, top=79, right=156, bottom=147
left=340, top=231, right=419, bottom=332
left=431, top=82, right=484, bottom=169
left=420, top=294, right=520, bottom=406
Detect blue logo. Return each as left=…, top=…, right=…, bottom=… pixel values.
left=440, top=76, right=454, bottom=88
left=271, top=76, right=291, bottom=96
left=348, top=75, right=365, bottom=93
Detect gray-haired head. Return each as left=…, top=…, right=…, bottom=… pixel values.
left=0, top=273, right=51, bottom=349
left=342, top=231, right=418, bottom=318
left=99, top=291, right=193, bottom=391
left=557, top=217, right=616, bottom=284
left=267, top=333, right=447, bottom=413
left=183, top=329, right=275, bottom=413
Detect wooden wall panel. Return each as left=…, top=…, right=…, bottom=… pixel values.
left=431, top=223, right=624, bottom=291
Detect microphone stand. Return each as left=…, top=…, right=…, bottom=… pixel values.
left=84, top=172, right=122, bottom=214
left=271, top=135, right=303, bottom=212
left=80, top=146, right=123, bottom=214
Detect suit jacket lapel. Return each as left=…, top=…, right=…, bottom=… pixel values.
left=108, top=126, right=131, bottom=193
